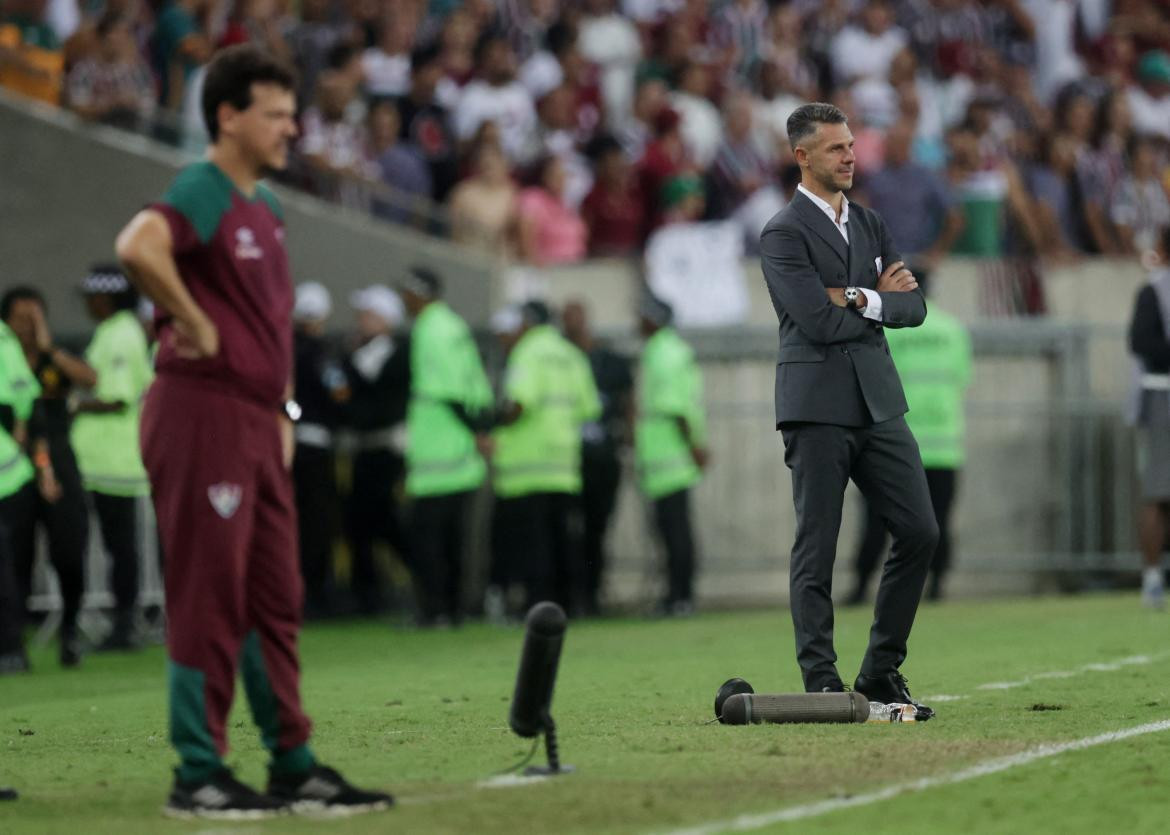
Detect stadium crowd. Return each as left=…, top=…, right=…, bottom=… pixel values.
left=3, top=0, right=1170, bottom=272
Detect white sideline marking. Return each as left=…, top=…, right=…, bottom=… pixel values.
left=973, top=654, right=1161, bottom=693
left=922, top=652, right=1165, bottom=702
left=662, top=719, right=1170, bottom=835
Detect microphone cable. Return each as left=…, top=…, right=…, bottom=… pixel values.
left=492, top=737, right=540, bottom=776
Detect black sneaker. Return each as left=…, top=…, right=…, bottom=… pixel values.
left=97, top=613, right=140, bottom=652
left=854, top=671, right=935, bottom=720
left=59, top=629, right=83, bottom=668
left=164, top=768, right=289, bottom=820
left=267, top=764, right=393, bottom=816
left=0, top=651, right=29, bottom=675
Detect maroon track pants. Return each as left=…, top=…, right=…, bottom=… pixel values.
left=142, top=377, right=311, bottom=778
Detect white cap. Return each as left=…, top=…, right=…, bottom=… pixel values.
left=490, top=305, right=523, bottom=335
left=350, top=284, right=404, bottom=327
left=295, top=282, right=333, bottom=321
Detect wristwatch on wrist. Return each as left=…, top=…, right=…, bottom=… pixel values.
left=844, top=287, right=861, bottom=310
left=282, top=399, right=302, bottom=423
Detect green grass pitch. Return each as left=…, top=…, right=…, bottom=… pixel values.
left=3, top=593, right=1170, bottom=834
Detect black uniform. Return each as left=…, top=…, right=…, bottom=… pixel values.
left=342, top=333, right=412, bottom=615
left=292, top=328, right=345, bottom=617
left=579, top=345, right=633, bottom=614
left=5, top=354, right=88, bottom=653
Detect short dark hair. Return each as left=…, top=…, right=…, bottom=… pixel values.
left=585, top=133, right=623, bottom=162
left=544, top=21, right=577, bottom=58
left=786, top=102, right=847, bottom=151
left=410, top=43, right=442, bottom=73
left=325, top=42, right=359, bottom=71
left=95, top=11, right=125, bottom=39
left=201, top=45, right=296, bottom=141
left=521, top=299, right=552, bottom=326
left=0, top=286, right=46, bottom=321
left=473, top=30, right=508, bottom=69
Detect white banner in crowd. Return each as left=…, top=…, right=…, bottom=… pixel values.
left=645, top=220, right=750, bottom=328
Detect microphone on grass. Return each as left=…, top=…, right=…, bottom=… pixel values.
left=508, top=601, right=573, bottom=774
left=720, top=692, right=871, bottom=725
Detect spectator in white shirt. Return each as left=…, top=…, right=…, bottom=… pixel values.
left=616, top=75, right=668, bottom=161
left=453, top=32, right=539, bottom=165
left=298, top=67, right=367, bottom=200
left=578, top=0, right=641, bottom=127
left=1128, top=50, right=1170, bottom=142
left=668, top=60, right=723, bottom=168
left=536, top=83, right=595, bottom=209
left=519, top=19, right=588, bottom=103
left=829, top=0, right=907, bottom=87
left=1113, top=135, right=1170, bottom=256
left=362, top=11, right=416, bottom=98
left=752, top=58, right=805, bottom=164
left=1021, top=0, right=1082, bottom=102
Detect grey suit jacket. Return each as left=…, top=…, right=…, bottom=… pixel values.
left=760, top=190, right=927, bottom=427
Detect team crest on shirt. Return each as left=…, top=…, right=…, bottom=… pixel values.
left=234, top=227, right=263, bottom=260
left=208, top=482, right=243, bottom=519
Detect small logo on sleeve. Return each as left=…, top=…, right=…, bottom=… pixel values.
left=208, top=482, right=243, bottom=519
left=234, top=227, right=263, bottom=260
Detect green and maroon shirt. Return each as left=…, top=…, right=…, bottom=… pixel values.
left=150, top=161, right=293, bottom=409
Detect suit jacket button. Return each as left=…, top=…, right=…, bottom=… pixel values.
left=840, top=346, right=849, bottom=354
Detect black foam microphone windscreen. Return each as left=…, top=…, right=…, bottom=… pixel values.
left=509, top=601, right=567, bottom=738
left=720, top=692, right=870, bottom=725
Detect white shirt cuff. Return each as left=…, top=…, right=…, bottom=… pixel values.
left=859, top=289, right=883, bottom=322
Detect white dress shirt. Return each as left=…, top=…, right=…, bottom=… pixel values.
left=797, top=184, right=883, bottom=322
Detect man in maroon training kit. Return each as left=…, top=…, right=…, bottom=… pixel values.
left=115, top=45, right=393, bottom=820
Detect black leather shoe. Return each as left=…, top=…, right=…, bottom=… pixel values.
left=814, top=679, right=846, bottom=693
left=854, top=671, right=934, bottom=720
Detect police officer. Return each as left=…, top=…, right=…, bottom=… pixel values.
left=2, top=287, right=94, bottom=667
left=343, top=284, right=411, bottom=616
left=291, top=282, right=346, bottom=617
left=71, top=266, right=154, bottom=650
left=490, top=301, right=601, bottom=615
left=562, top=300, right=633, bottom=616
left=848, top=281, right=973, bottom=604
left=399, top=267, right=493, bottom=626
left=636, top=295, right=708, bottom=616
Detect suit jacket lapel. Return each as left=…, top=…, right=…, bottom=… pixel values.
left=791, top=191, right=849, bottom=269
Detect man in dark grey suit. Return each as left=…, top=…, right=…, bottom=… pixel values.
left=760, top=102, right=938, bottom=717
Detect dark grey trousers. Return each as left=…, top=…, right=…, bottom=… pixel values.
left=780, top=417, right=938, bottom=691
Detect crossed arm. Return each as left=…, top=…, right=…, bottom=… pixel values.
left=760, top=221, right=925, bottom=345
